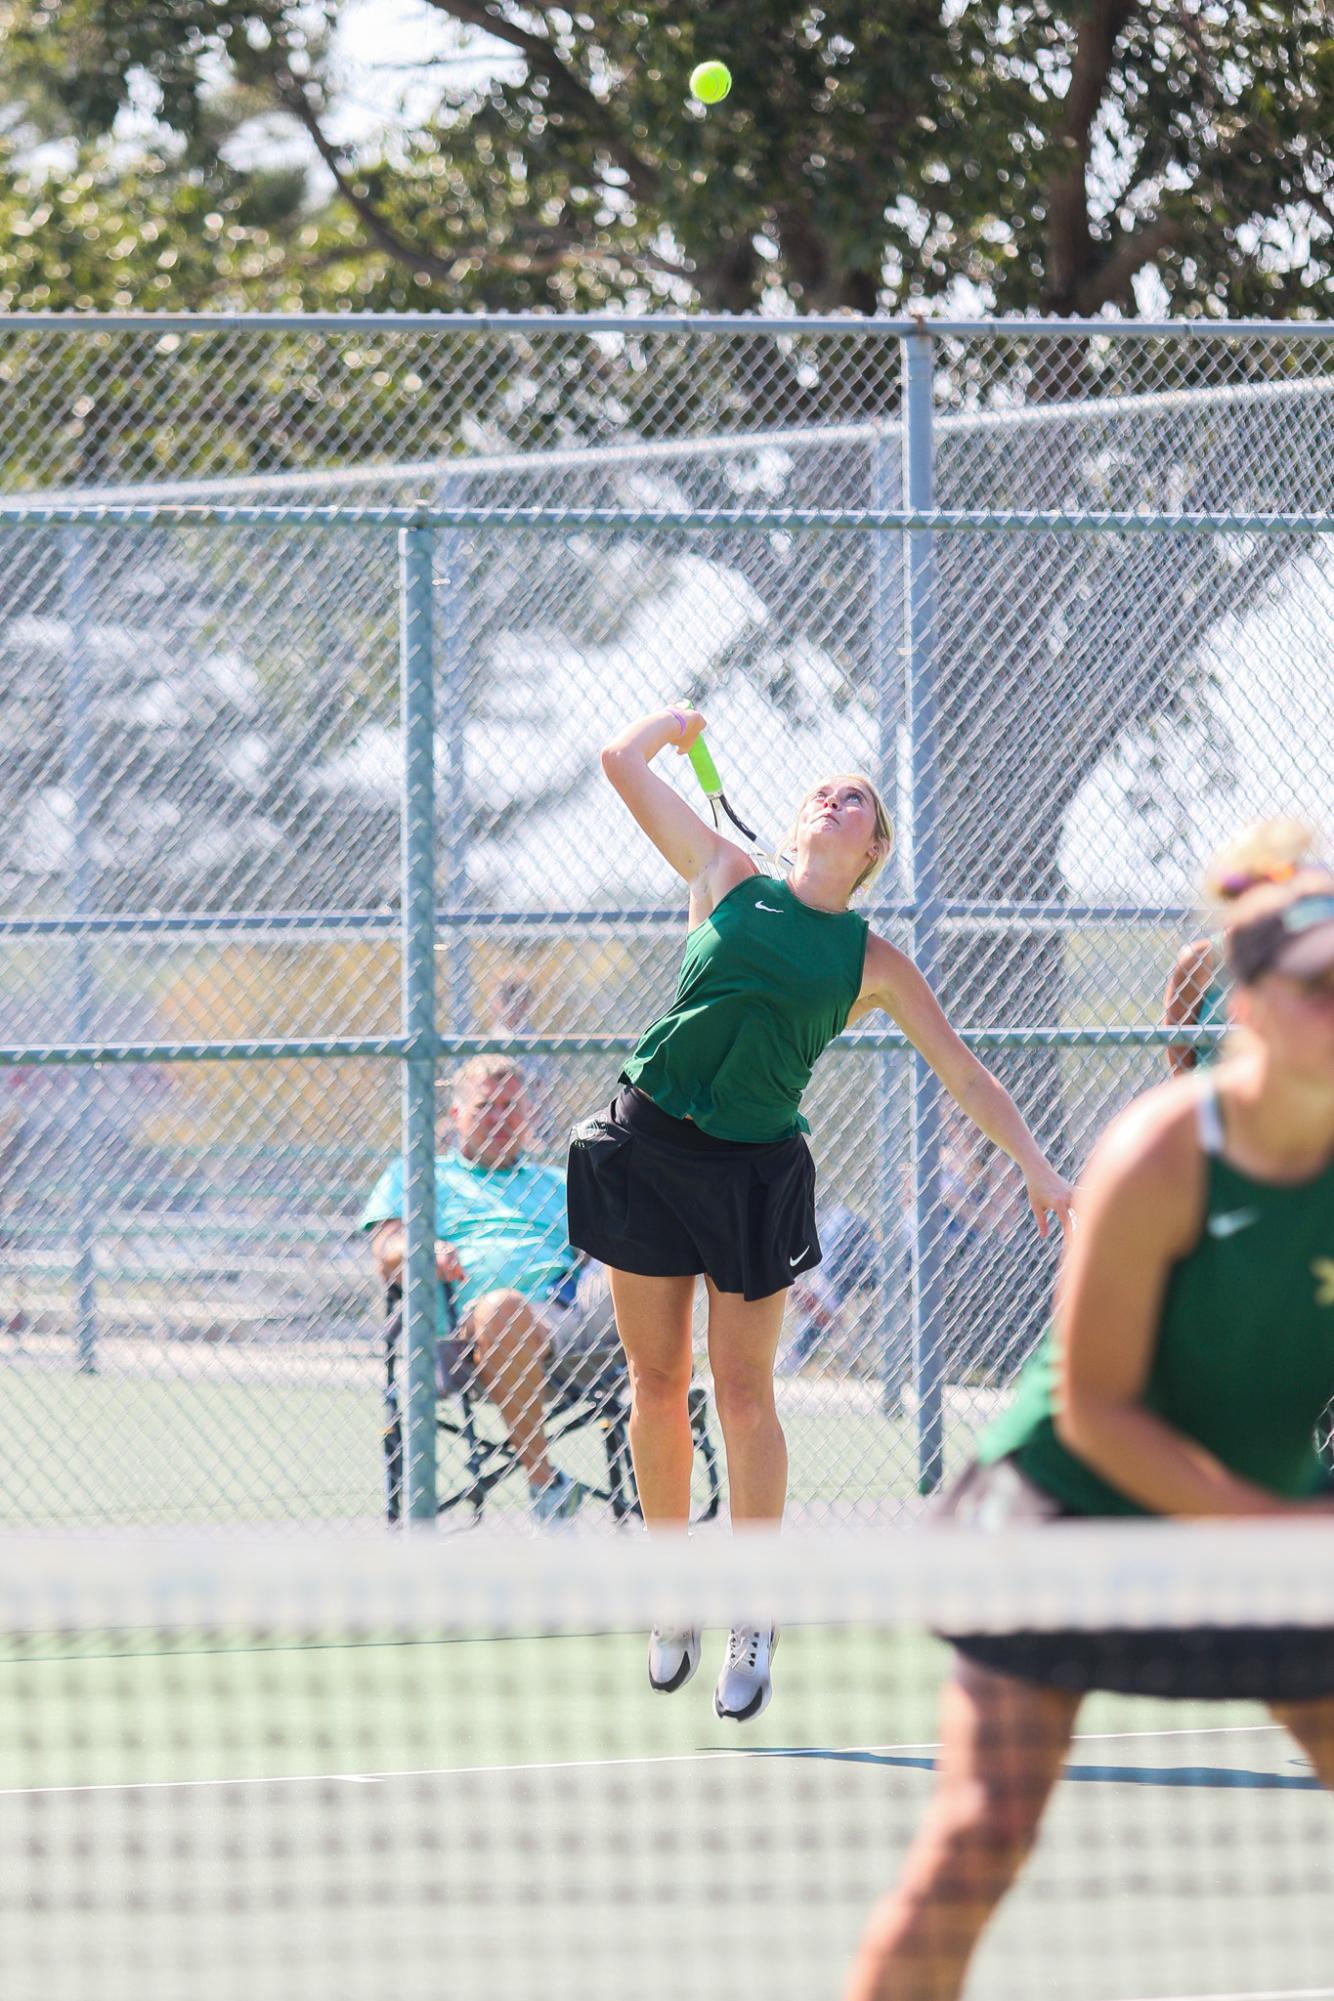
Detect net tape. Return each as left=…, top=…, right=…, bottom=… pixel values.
left=8, top=1521, right=1334, bottom=1636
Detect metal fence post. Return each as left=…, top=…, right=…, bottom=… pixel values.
left=902, top=328, right=945, bottom=1493
left=871, top=420, right=908, bottom=1414
left=400, top=521, right=439, bottom=1525
left=61, top=526, right=98, bottom=1375
left=437, top=470, right=472, bottom=1036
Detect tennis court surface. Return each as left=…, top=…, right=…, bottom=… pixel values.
left=2, top=1526, right=1332, bottom=2001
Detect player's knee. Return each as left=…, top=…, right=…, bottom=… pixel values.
left=627, top=1357, right=692, bottom=1414
left=711, top=1377, right=777, bottom=1439
left=932, top=1776, right=1042, bottom=1886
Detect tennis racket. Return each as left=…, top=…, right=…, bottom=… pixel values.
left=685, top=731, right=787, bottom=877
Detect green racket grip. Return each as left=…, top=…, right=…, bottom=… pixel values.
left=686, top=736, right=723, bottom=797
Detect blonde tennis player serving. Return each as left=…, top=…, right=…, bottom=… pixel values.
left=566, top=706, right=1073, bottom=1720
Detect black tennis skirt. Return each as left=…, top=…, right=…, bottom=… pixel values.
left=566, top=1085, right=821, bottom=1302
left=936, top=1457, right=1334, bottom=1704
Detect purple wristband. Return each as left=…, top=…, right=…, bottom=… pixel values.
left=667, top=707, right=688, bottom=737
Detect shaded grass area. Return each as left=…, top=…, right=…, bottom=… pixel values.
left=0, top=1363, right=979, bottom=1527
left=0, top=1369, right=386, bottom=1526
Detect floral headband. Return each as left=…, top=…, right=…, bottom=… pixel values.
left=1217, top=859, right=1301, bottom=898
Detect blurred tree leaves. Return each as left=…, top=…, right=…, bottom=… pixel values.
left=1, top=1, right=1327, bottom=320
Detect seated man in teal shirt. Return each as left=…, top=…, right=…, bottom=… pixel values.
left=361, top=1054, right=618, bottom=1524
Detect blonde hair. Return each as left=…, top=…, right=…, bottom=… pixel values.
left=787, top=773, right=895, bottom=899
left=1204, top=818, right=1321, bottom=906
left=1203, top=820, right=1333, bottom=981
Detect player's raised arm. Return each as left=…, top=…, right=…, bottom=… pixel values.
left=600, top=707, right=739, bottom=886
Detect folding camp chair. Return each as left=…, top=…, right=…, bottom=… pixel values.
left=381, top=1281, right=721, bottom=1526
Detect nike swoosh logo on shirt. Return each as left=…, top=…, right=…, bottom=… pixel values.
left=789, top=1248, right=810, bottom=1266
left=755, top=902, right=784, bottom=913
left=1207, top=1208, right=1259, bottom=1239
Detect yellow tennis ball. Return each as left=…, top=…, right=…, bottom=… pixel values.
left=689, top=60, right=733, bottom=105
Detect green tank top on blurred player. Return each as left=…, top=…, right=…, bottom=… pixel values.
left=979, top=1084, right=1334, bottom=1514
left=621, top=874, right=869, bottom=1144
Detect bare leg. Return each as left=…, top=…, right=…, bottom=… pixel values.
left=1271, top=1691, right=1334, bottom=1788
left=469, top=1290, right=555, bottom=1484
left=845, top=1657, right=1081, bottom=2001
left=608, top=1268, right=698, bottom=1525
left=705, top=1280, right=789, bottom=1523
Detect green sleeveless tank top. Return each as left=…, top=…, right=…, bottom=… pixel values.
left=978, top=1082, right=1334, bottom=1514
left=621, top=874, right=869, bottom=1143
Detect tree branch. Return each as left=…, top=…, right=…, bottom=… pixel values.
left=271, top=59, right=687, bottom=290
left=1044, top=0, right=1138, bottom=310
left=419, top=0, right=663, bottom=208
left=1112, top=127, right=1174, bottom=215
left=1063, top=0, right=1332, bottom=315
left=1070, top=87, right=1328, bottom=319
left=1057, top=0, right=1138, bottom=158
left=1072, top=210, right=1179, bottom=313
left=693, top=234, right=761, bottom=313
left=273, top=70, right=464, bottom=282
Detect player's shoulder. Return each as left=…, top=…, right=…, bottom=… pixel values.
left=357, top=1153, right=407, bottom=1230
left=703, top=846, right=761, bottom=899
left=689, top=849, right=762, bottom=928
left=1071, top=1079, right=1209, bottom=1261
left=1085, top=1076, right=1206, bottom=1201
left=861, top=928, right=913, bottom=984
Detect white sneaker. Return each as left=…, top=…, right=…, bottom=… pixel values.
left=648, top=1627, right=701, bottom=1694
left=714, top=1626, right=779, bottom=1722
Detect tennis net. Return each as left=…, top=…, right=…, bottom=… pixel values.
left=2, top=1524, right=1333, bottom=2001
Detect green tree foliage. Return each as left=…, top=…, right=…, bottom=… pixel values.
left=3, top=1, right=1329, bottom=318
left=0, top=149, right=340, bottom=313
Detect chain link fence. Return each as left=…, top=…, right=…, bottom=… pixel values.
left=0, top=314, right=1330, bottom=1529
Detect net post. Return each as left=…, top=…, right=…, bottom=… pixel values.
left=902, top=327, right=945, bottom=1493
left=61, top=524, right=99, bottom=1376
left=399, top=521, right=439, bottom=1525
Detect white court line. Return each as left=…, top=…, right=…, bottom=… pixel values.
left=1113, top=1990, right=1334, bottom=2001
left=0, top=1719, right=1285, bottom=1801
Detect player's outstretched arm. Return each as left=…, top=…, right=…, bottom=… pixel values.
left=855, top=931, right=1075, bottom=1241
left=600, top=708, right=740, bottom=888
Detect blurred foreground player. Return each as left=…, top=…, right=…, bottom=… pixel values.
left=847, top=825, right=1334, bottom=2001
